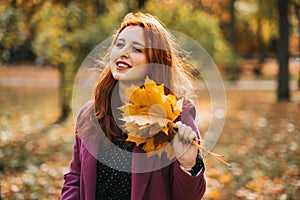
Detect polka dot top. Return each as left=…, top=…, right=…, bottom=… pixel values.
left=95, top=135, right=133, bottom=200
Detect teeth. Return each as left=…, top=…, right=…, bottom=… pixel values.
left=117, top=62, right=128, bottom=68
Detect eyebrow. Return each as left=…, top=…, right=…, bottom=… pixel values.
left=117, top=38, right=145, bottom=47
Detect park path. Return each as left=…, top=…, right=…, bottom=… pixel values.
left=0, top=77, right=59, bottom=88
left=225, top=79, right=298, bottom=90
left=0, top=76, right=299, bottom=90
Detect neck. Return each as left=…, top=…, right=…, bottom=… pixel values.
left=118, top=81, right=130, bottom=103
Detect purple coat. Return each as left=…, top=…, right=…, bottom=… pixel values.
left=61, top=101, right=206, bottom=200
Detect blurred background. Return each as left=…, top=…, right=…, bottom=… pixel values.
left=0, top=0, right=299, bottom=199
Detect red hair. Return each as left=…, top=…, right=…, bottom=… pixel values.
left=93, top=12, right=193, bottom=144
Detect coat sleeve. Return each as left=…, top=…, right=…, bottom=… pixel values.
left=60, top=101, right=93, bottom=199
left=172, top=101, right=206, bottom=199
left=60, top=134, right=82, bottom=200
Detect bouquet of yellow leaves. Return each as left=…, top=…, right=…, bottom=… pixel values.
left=119, top=77, right=182, bottom=159
left=119, top=77, right=231, bottom=167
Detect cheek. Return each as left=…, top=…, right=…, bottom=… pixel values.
left=134, top=54, right=147, bottom=66
left=109, top=48, right=118, bottom=63
left=137, top=64, right=149, bottom=76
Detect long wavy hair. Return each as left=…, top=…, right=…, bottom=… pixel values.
left=93, top=12, right=194, bottom=144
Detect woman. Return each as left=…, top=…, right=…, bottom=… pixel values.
left=61, top=12, right=206, bottom=200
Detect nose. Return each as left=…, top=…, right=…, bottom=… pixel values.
left=120, top=46, right=130, bottom=58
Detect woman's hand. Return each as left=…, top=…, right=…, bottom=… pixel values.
left=172, top=122, right=198, bottom=170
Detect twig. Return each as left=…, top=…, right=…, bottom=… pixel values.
left=193, top=138, right=224, bottom=157
left=192, top=141, right=231, bottom=168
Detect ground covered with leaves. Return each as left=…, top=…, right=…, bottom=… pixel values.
left=0, top=66, right=299, bottom=199
left=203, top=90, right=300, bottom=199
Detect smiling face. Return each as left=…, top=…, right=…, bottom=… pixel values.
left=109, top=26, right=149, bottom=82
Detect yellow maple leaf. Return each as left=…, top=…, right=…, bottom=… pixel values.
left=119, top=77, right=183, bottom=159
left=126, top=135, right=147, bottom=146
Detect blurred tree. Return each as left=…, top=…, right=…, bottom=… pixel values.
left=30, top=1, right=92, bottom=122
left=0, top=0, right=30, bottom=62
left=234, top=0, right=278, bottom=56
left=229, top=0, right=237, bottom=52
left=94, top=0, right=107, bottom=15
left=277, top=0, right=290, bottom=101
left=138, top=0, right=147, bottom=8
left=118, top=0, right=148, bottom=12
left=30, top=0, right=124, bottom=122
left=195, top=0, right=279, bottom=63
left=144, top=0, right=240, bottom=80
left=291, top=0, right=300, bottom=89
left=254, top=0, right=277, bottom=75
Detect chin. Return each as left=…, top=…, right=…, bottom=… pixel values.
left=111, top=71, right=123, bottom=80
left=112, top=75, right=122, bottom=81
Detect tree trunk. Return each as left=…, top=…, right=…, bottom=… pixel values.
left=277, top=0, right=290, bottom=101
left=295, top=3, right=300, bottom=90
left=56, top=66, right=71, bottom=123
left=138, top=0, right=147, bottom=9
left=94, top=0, right=107, bottom=15
left=254, top=16, right=265, bottom=76
left=229, top=0, right=236, bottom=52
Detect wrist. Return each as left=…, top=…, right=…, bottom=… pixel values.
left=179, top=154, right=204, bottom=176
left=180, top=165, right=193, bottom=172
left=178, top=159, right=196, bottom=171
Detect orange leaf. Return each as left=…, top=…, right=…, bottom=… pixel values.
left=120, top=77, right=182, bottom=159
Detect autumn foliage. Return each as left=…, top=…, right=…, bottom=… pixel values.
left=119, top=77, right=183, bottom=159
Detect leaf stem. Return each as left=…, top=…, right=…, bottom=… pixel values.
left=192, top=141, right=231, bottom=168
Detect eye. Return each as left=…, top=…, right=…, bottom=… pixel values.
left=116, top=42, right=125, bottom=48
left=132, top=46, right=143, bottom=53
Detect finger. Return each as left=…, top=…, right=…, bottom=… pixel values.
left=182, top=128, right=192, bottom=145
left=175, top=123, right=187, bottom=142
left=175, top=122, right=196, bottom=145
left=175, top=121, right=182, bottom=126
left=180, top=128, right=191, bottom=146
left=188, top=131, right=197, bottom=142
left=174, top=121, right=183, bottom=133
left=181, top=125, right=193, bottom=141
